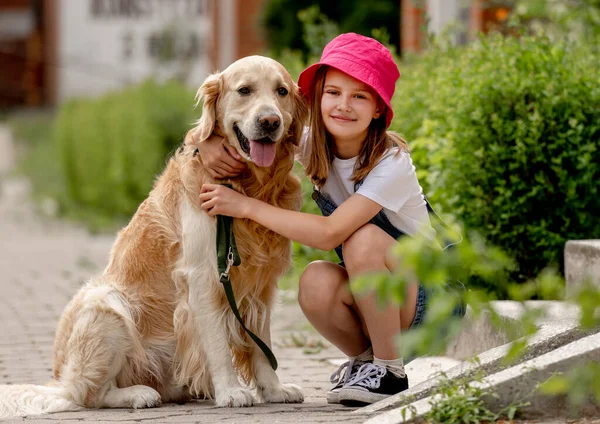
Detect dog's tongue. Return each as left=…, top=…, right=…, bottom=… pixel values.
left=249, top=140, right=276, bottom=167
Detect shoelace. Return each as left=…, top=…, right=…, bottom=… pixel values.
left=330, top=359, right=357, bottom=385
left=345, top=363, right=406, bottom=389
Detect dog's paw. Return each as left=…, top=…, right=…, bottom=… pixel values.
left=215, top=387, right=254, bottom=407
left=128, top=386, right=162, bottom=409
left=259, top=383, right=304, bottom=404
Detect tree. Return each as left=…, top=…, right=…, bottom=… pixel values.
left=260, top=0, right=400, bottom=57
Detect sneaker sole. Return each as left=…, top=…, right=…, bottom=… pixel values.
left=338, top=388, right=389, bottom=406
left=340, top=399, right=369, bottom=407
left=326, top=390, right=340, bottom=404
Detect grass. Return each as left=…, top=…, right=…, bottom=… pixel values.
left=399, top=368, right=530, bottom=424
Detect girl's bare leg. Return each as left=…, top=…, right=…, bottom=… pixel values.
left=342, top=224, right=419, bottom=360
left=298, top=261, right=370, bottom=357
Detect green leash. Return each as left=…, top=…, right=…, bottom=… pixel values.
left=216, top=185, right=278, bottom=371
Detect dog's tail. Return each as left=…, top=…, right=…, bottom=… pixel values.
left=0, top=383, right=83, bottom=418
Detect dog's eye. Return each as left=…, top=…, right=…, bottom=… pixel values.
left=237, top=87, right=251, bottom=95
left=277, top=87, right=288, bottom=97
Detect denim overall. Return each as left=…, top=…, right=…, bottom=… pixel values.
left=312, top=185, right=466, bottom=329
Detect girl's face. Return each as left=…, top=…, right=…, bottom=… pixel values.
left=320, top=68, right=382, bottom=146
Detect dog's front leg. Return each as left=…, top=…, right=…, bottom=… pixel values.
left=253, top=311, right=304, bottom=403
left=181, top=202, right=254, bottom=407
left=187, top=269, right=255, bottom=407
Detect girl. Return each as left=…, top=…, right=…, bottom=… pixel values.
left=199, top=33, right=460, bottom=406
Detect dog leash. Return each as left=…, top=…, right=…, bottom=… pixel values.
left=216, top=185, right=278, bottom=371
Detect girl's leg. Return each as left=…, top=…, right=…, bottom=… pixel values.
left=333, top=224, right=417, bottom=406
left=298, top=261, right=376, bottom=404
left=342, top=224, right=419, bottom=360
left=297, top=260, right=370, bottom=357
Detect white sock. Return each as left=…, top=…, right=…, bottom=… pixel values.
left=374, top=356, right=405, bottom=377
left=350, top=347, right=373, bottom=362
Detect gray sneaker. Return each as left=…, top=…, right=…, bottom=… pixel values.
left=326, top=358, right=370, bottom=404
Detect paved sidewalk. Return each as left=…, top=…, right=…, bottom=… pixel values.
left=0, top=125, right=369, bottom=423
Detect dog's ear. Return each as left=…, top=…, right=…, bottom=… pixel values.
left=290, top=84, right=309, bottom=146
left=192, top=72, right=222, bottom=144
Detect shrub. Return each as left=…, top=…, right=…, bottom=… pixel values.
left=6, top=112, right=61, bottom=199
left=54, top=80, right=196, bottom=223
left=391, top=34, right=600, bottom=285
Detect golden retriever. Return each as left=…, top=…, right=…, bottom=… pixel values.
left=0, top=55, right=308, bottom=417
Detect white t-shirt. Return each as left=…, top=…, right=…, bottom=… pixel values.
left=296, top=127, right=435, bottom=239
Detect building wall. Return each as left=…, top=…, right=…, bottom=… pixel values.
left=213, top=0, right=236, bottom=71
left=0, top=0, right=43, bottom=108
left=401, top=0, right=511, bottom=54
left=212, top=0, right=265, bottom=73
left=401, top=0, right=425, bottom=54
left=236, top=0, right=265, bottom=59
left=427, top=0, right=459, bottom=35
left=56, top=0, right=212, bottom=101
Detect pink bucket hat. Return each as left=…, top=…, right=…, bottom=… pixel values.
left=298, top=33, right=400, bottom=128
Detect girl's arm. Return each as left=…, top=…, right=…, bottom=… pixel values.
left=199, top=184, right=382, bottom=251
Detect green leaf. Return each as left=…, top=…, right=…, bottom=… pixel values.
left=539, top=374, right=570, bottom=395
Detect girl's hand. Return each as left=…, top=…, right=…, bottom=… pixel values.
left=200, top=184, right=252, bottom=218
left=196, top=133, right=247, bottom=179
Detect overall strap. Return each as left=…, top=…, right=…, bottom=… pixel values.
left=216, top=185, right=278, bottom=370
left=352, top=180, right=460, bottom=249
left=423, top=196, right=463, bottom=250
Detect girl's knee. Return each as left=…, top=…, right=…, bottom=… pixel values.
left=298, top=261, right=343, bottom=313
left=342, top=224, right=392, bottom=270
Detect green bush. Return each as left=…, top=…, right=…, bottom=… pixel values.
left=391, top=34, right=600, bottom=285
left=54, top=80, right=196, bottom=223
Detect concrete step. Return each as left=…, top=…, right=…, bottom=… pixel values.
left=366, top=330, right=600, bottom=423
left=565, top=240, right=600, bottom=297
left=360, top=301, right=586, bottom=417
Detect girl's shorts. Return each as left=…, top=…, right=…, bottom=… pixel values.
left=410, top=281, right=467, bottom=329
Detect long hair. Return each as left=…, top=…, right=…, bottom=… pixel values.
left=305, top=65, right=409, bottom=188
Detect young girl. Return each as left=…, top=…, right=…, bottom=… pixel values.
left=198, top=33, right=458, bottom=406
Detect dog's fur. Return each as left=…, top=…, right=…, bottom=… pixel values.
left=0, top=55, right=308, bottom=418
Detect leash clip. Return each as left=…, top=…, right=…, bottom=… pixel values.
left=220, top=247, right=235, bottom=279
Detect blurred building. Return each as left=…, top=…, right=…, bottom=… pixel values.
left=0, top=0, right=509, bottom=109
left=0, top=0, right=47, bottom=108
left=0, top=0, right=265, bottom=108
left=403, top=0, right=512, bottom=53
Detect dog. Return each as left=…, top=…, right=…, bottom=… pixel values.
left=0, top=55, right=308, bottom=417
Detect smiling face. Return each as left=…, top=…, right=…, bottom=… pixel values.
left=216, top=56, right=299, bottom=167
left=320, top=68, right=382, bottom=148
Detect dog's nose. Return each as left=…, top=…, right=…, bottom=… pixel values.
left=258, top=115, right=280, bottom=131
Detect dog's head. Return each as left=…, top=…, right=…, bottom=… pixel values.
left=193, top=56, right=307, bottom=168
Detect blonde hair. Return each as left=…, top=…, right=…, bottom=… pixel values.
left=305, top=66, right=409, bottom=188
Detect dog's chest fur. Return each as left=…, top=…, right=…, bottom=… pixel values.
left=227, top=169, right=302, bottom=306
